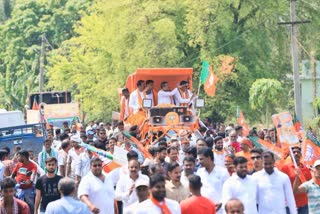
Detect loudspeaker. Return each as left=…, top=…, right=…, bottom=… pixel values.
left=180, top=115, right=194, bottom=123
left=150, top=116, right=165, bottom=125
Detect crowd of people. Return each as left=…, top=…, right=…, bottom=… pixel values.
left=0, top=80, right=319, bottom=214
left=0, top=119, right=319, bottom=214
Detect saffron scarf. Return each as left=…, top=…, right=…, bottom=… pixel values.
left=0, top=198, right=19, bottom=214
left=150, top=195, right=172, bottom=214
left=178, top=89, right=189, bottom=106
left=137, top=90, right=146, bottom=109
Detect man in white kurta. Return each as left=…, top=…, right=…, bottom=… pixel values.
left=222, top=156, right=258, bottom=214
left=253, top=152, right=297, bottom=214
left=115, top=159, right=149, bottom=211
left=78, top=157, right=115, bottom=214
left=129, top=80, right=146, bottom=113
left=133, top=174, right=181, bottom=214
left=173, top=81, right=193, bottom=106
left=196, top=148, right=229, bottom=214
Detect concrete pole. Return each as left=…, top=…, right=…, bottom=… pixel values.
left=39, top=35, right=45, bottom=103
left=290, top=0, right=302, bottom=123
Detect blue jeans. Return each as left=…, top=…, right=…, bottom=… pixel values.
left=298, top=205, right=309, bottom=214
left=22, top=187, right=35, bottom=214
left=286, top=205, right=308, bottom=214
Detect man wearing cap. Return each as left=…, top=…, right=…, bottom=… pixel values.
left=294, top=160, right=320, bottom=214
left=66, top=135, right=84, bottom=179
left=213, top=136, right=228, bottom=168
left=281, top=146, right=312, bottom=214
left=115, top=159, right=149, bottom=211
left=124, top=179, right=150, bottom=214
left=235, top=138, right=253, bottom=171
left=134, top=174, right=181, bottom=214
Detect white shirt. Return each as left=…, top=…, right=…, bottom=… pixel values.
left=67, top=148, right=83, bottom=179
left=145, top=90, right=156, bottom=106
left=180, top=171, right=194, bottom=187
left=30, top=159, right=45, bottom=184
left=131, top=198, right=181, bottom=214
left=173, top=88, right=192, bottom=106
left=213, top=150, right=227, bottom=168
left=129, top=89, right=145, bottom=113
left=75, top=151, right=92, bottom=177
left=115, top=174, right=150, bottom=210
left=37, top=149, right=59, bottom=170
left=196, top=166, right=229, bottom=209
left=157, top=89, right=176, bottom=105
left=253, top=168, right=297, bottom=214
left=51, top=140, right=61, bottom=151
left=222, top=173, right=258, bottom=214
left=0, top=161, right=4, bottom=181
left=78, top=171, right=115, bottom=214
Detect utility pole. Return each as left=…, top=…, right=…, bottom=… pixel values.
left=278, top=0, right=309, bottom=124
left=39, top=35, right=45, bottom=103
left=290, top=0, right=302, bottom=123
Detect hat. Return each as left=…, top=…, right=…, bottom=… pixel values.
left=313, top=160, right=320, bottom=168
left=70, top=135, right=81, bottom=143
left=87, top=130, right=95, bottom=135
left=99, top=122, right=104, bottom=126
left=225, top=126, right=233, bottom=132
left=135, top=179, right=149, bottom=188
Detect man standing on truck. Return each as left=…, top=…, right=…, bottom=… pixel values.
left=129, top=80, right=146, bottom=113
left=174, top=81, right=195, bottom=107
left=145, top=80, right=157, bottom=106
left=120, top=88, right=131, bottom=121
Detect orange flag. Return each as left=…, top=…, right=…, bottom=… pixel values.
left=302, top=139, right=320, bottom=167
left=237, top=111, right=250, bottom=136
left=204, top=67, right=218, bottom=97
left=32, top=98, right=39, bottom=110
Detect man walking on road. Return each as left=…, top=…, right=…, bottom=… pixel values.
left=35, top=157, right=62, bottom=214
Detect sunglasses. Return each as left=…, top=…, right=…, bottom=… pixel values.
left=251, top=156, right=261, bottom=160
left=92, top=164, right=102, bottom=168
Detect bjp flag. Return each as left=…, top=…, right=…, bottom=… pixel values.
left=204, top=67, right=218, bottom=97
left=302, top=139, right=320, bottom=167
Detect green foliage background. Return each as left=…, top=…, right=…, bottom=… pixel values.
left=1, top=0, right=320, bottom=123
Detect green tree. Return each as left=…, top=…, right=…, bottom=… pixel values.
left=249, top=79, right=285, bottom=127
left=0, top=0, right=92, bottom=109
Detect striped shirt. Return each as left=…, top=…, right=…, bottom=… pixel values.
left=301, top=180, right=320, bottom=214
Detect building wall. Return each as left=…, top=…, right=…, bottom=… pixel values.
left=300, top=60, right=320, bottom=119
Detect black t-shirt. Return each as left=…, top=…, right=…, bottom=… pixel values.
left=35, top=174, right=62, bottom=212
left=94, top=138, right=108, bottom=151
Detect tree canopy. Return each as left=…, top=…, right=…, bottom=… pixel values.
left=1, top=0, right=320, bottom=123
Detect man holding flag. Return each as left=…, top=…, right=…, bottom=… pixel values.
left=281, top=146, right=312, bottom=214
left=294, top=160, right=320, bottom=214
